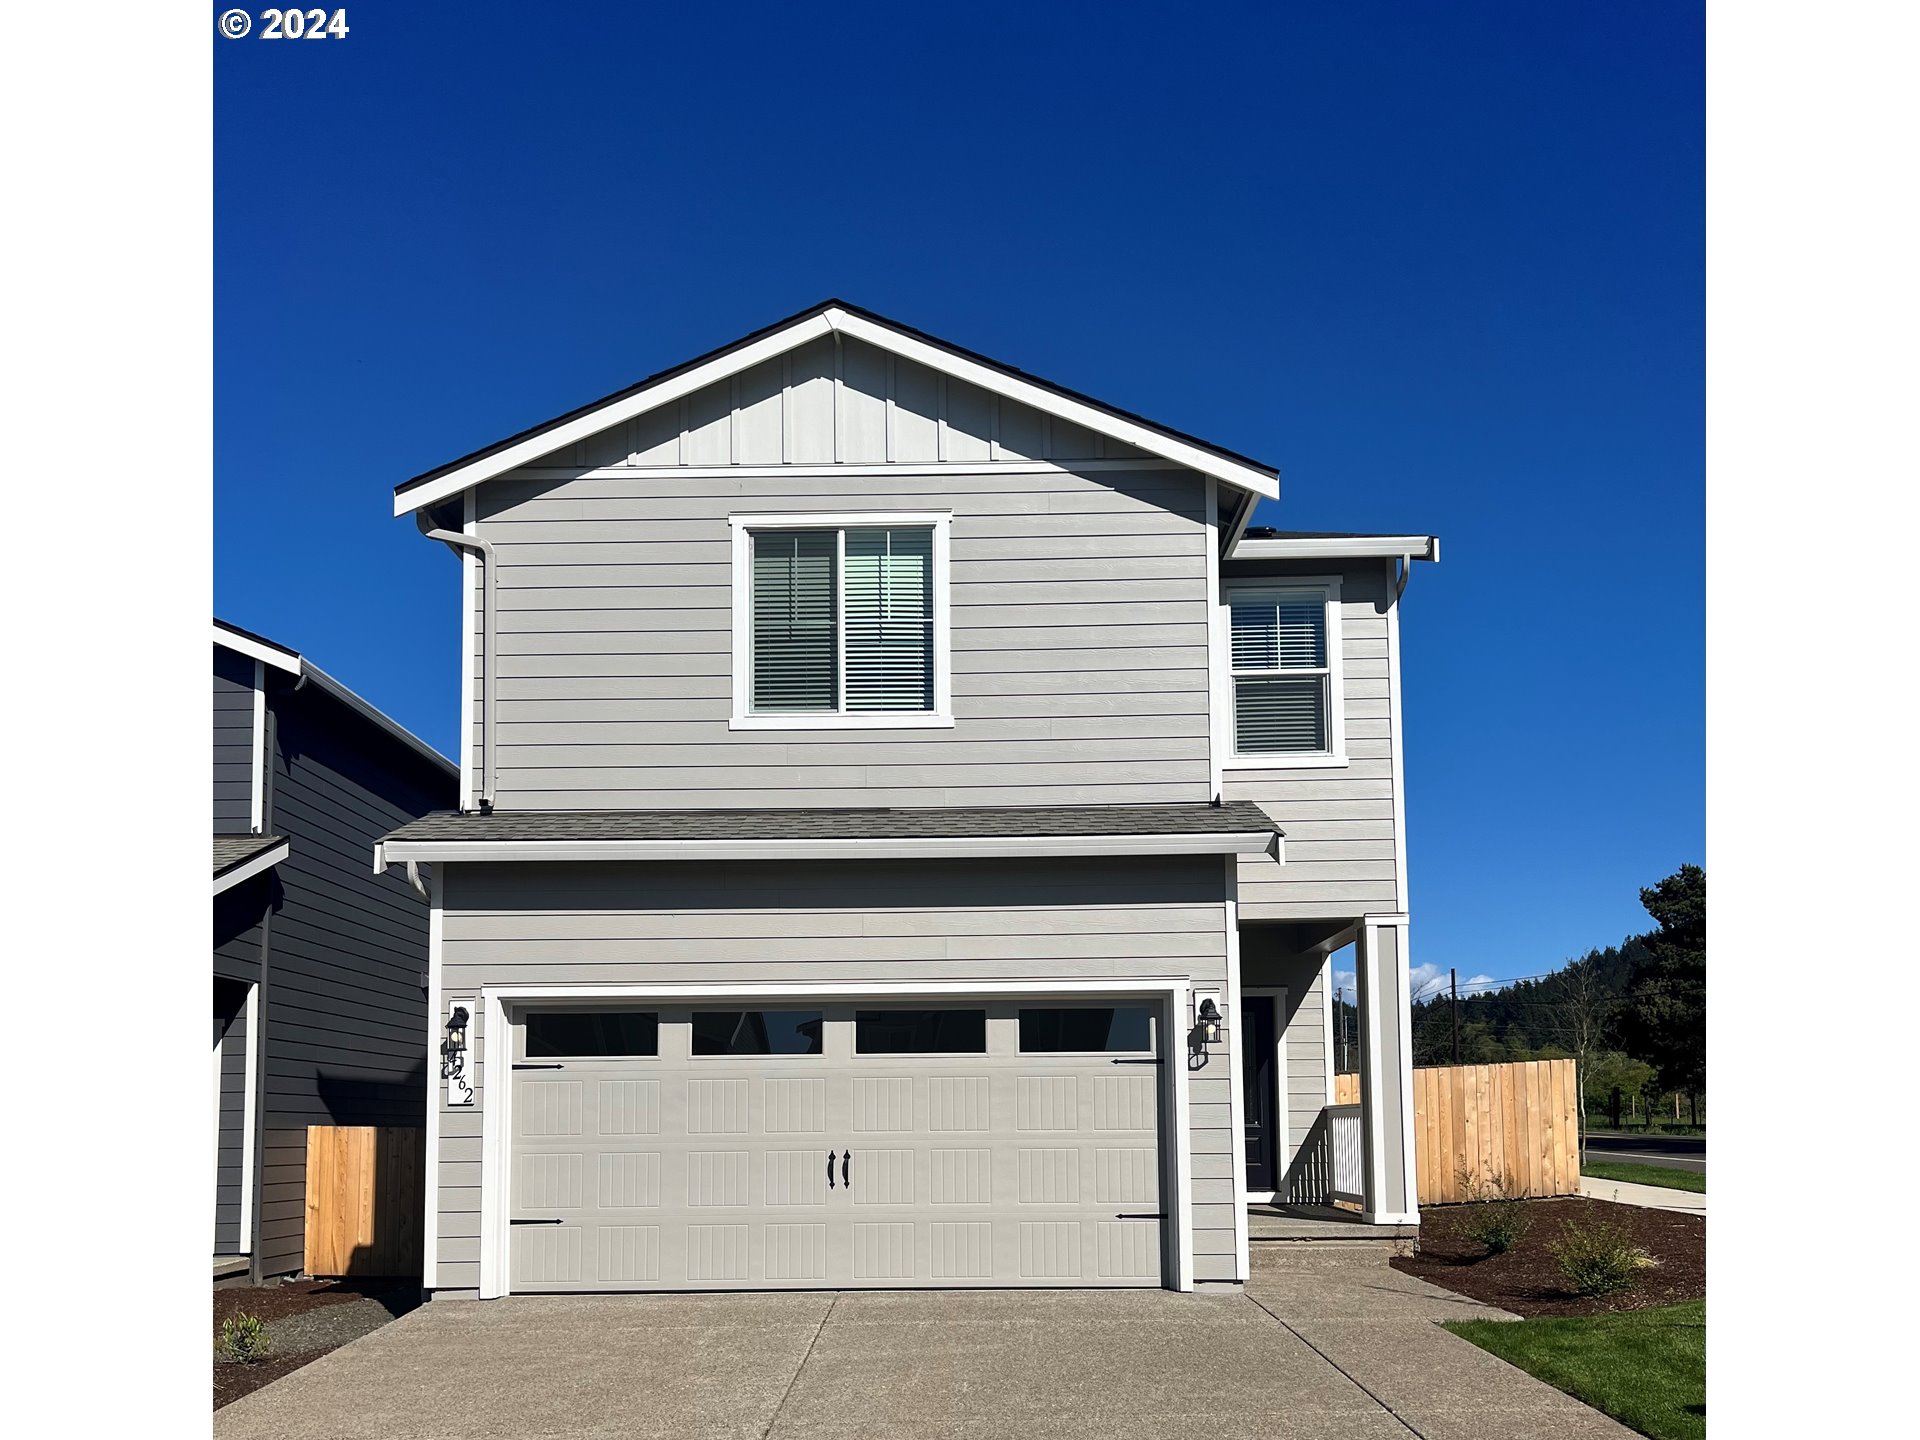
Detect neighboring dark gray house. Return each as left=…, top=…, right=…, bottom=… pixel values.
left=377, top=301, right=1438, bottom=1298
left=215, top=619, right=459, bottom=1282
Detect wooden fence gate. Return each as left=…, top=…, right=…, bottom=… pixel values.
left=303, top=1126, right=424, bottom=1277
left=1332, top=1059, right=1580, bottom=1204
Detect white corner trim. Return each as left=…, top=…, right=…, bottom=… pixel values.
left=379, top=831, right=1277, bottom=866
left=422, top=870, right=443, bottom=1291
left=1322, top=960, right=1337, bottom=1106
left=1203, top=479, right=1227, bottom=800
left=728, top=511, right=954, bottom=729
left=1359, top=920, right=1390, bottom=1219
left=249, top=659, right=267, bottom=833
left=238, top=983, right=260, bottom=1254
left=478, top=990, right=509, bottom=1300
left=214, top=839, right=290, bottom=895
left=1232, top=535, right=1439, bottom=563
left=1386, top=560, right=1410, bottom=914
left=1222, top=859, right=1250, bottom=1281
left=459, top=490, right=477, bottom=812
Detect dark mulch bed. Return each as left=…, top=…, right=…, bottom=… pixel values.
left=1392, top=1196, right=1704, bottom=1318
left=214, top=1279, right=419, bottom=1410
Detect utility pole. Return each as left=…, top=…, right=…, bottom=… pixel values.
left=1450, top=968, right=1459, bottom=1065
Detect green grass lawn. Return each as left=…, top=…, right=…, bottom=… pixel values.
left=1445, top=1301, right=1705, bottom=1440
left=1582, top=1160, right=1706, bottom=1193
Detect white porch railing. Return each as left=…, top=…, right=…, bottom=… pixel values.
left=1327, top=1102, right=1364, bottom=1206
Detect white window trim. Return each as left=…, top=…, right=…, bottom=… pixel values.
left=1221, top=575, right=1347, bottom=770
left=728, top=510, right=954, bottom=730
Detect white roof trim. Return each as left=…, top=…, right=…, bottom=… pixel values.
left=394, top=305, right=1279, bottom=516
left=214, top=839, right=290, bottom=895
left=214, top=624, right=457, bottom=779
left=1232, top=535, right=1440, bottom=563
left=376, top=830, right=1281, bottom=870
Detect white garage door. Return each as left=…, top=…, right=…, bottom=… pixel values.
left=508, top=1000, right=1168, bottom=1291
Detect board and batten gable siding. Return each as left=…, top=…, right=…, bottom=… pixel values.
left=431, top=855, right=1241, bottom=1290
left=1224, top=560, right=1402, bottom=923
left=459, top=335, right=1214, bottom=809
left=213, top=644, right=256, bottom=831
left=253, top=681, right=453, bottom=1277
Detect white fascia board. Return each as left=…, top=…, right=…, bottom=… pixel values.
left=1231, top=536, right=1440, bottom=563
left=395, top=313, right=837, bottom=515
left=823, top=308, right=1279, bottom=501
left=301, top=662, right=459, bottom=780
left=380, top=830, right=1278, bottom=867
left=394, top=308, right=1280, bottom=516
left=213, top=625, right=301, bottom=674
left=214, top=840, right=290, bottom=895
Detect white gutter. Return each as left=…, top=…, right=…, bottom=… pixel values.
left=1231, top=535, right=1440, bottom=563
left=377, top=829, right=1281, bottom=869
left=416, top=512, right=496, bottom=813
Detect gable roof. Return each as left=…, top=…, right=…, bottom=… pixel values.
left=393, top=300, right=1281, bottom=516
left=213, top=619, right=457, bottom=780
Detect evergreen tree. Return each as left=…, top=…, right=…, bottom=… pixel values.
left=1620, top=864, right=1707, bottom=1094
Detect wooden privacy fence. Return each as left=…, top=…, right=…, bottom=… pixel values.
left=304, top=1126, right=424, bottom=1278
left=1330, top=1059, right=1580, bottom=1204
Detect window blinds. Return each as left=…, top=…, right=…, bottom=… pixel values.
left=844, top=527, right=934, bottom=711
left=1230, top=590, right=1330, bottom=753
left=748, top=526, right=934, bottom=714
left=749, top=530, right=837, bottom=711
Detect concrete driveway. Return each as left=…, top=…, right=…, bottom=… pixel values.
left=216, top=1253, right=1635, bottom=1440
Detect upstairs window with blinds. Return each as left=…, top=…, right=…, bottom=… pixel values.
left=742, top=521, right=944, bottom=722
left=1229, top=586, right=1339, bottom=757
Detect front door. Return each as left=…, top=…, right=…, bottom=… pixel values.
left=1242, top=994, right=1277, bottom=1193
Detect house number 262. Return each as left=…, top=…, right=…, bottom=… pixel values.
left=260, top=9, right=350, bottom=40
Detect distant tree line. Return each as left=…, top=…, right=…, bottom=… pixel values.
left=1334, top=865, right=1706, bottom=1130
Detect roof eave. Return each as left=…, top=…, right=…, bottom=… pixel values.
left=214, top=838, right=290, bottom=895
left=1230, top=535, right=1441, bottom=563
left=393, top=303, right=1280, bottom=517
left=375, top=829, right=1280, bottom=870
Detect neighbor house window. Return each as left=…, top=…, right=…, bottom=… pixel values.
left=730, top=513, right=952, bottom=728
left=1228, top=584, right=1343, bottom=761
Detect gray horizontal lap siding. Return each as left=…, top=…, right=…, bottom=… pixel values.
left=1225, top=560, right=1402, bottom=922
left=433, top=855, right=1239, bottom=1289
left=255, top=683, right=451, bottom=1278
left=469, top=466, right=1214, bottom=809
left=213, top=646, right=255, bottom=831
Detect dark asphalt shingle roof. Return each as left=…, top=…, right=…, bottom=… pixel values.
left=214, top=833, right=287, bottom=878
left=381, top=802, right=1278, bottom=846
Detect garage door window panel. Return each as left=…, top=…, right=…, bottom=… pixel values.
left=522, top=1010, right=659, bottom=1058
left=855, top=1008, right=988, bottom=1055
left=1018, top=1006, right=1156, bottom=1054
left=691, top=1010, right=825, bottom=1056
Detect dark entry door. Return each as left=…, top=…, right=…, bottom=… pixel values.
left=1242, top=994, right=1277, bottom=1192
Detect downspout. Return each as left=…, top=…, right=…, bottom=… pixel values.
left=416, top=508, right=496, bottom=813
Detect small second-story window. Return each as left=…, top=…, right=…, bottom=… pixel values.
left=1230, top=586, right=1339, bottom=757
left=733, top=513, right=952, bottom=728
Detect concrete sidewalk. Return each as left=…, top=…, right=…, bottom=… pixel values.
left=1580, top=1174, right=1707, bottom=1215
left=215, top=1258, right=1636, bottom=1440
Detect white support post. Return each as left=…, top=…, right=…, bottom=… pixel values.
left=1356, top=914, right=1419, bottom=1224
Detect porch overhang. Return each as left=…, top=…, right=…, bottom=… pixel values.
left=374, top=801, right=1282, bottom=871
left=213, top=835, right=289, bottom=895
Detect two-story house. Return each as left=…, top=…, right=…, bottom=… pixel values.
left=215, top=619, right=458, bottom=1282
left=375, top=302, right=1437, bottom=1298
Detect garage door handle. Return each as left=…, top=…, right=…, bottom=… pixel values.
left=511, top=1218, right=563, bottom=1225
left=826, top=1150, right=836, bottom=1190
left=842, top=1149, right=851, bottom=1189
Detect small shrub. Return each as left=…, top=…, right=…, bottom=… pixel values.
left=1551, top=1215, right=1658, bottom=1296
left=1455, top=1169, right=1531, bottom=1255
left=218, top=1313, right=272, bottom=1364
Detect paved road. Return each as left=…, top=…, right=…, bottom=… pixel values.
left=214, top=1253, right=1637, bottom=1439
left=1583, top=1132, right=1706, bottom=1174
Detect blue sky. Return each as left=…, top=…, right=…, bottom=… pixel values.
left=214, top=1, right=1702, bottom=986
